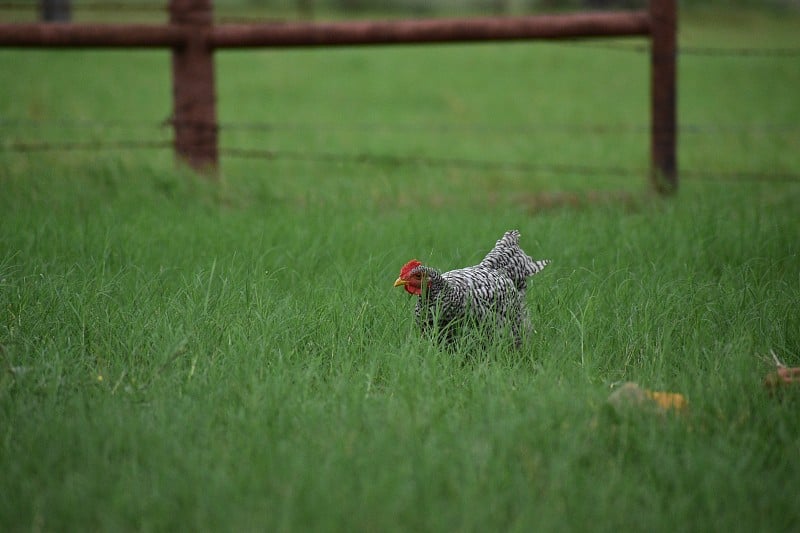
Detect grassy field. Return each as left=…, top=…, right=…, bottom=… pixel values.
left=2, top=7, right=800, bottom=532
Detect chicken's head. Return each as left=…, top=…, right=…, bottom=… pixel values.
left=393, top=259, right=424, bottom=295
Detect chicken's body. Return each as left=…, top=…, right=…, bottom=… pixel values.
left=395, top=230, right=549, bottom=346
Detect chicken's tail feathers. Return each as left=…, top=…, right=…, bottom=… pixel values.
left=528, top=258, right=551, bottom=275
left=480, top=230, right=549, bottom=285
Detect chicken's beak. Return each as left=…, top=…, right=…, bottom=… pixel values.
left=393, top=277, right=407, bottom=288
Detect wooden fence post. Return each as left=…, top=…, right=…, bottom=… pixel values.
left=169, top=0, right=218, bottom=176
left=650, top=0, right=677, bottom=193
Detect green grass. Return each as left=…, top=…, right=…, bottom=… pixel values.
left=2, top=8, right=800, bottom=532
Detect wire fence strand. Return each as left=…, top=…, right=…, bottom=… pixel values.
left=3, top=118, right=800, bottom=136
left=3, top=139, right=172, bottom=151
left=3, top=139, right=798, bottom=183
left=558, top=40, right=800, bottom=57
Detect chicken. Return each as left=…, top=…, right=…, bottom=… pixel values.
left=394, top=230, right=549, bottom=346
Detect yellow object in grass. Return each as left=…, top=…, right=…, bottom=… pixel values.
left=645, top=390, right=688, bottom=412
left=608, top=382, right=688, bottom=415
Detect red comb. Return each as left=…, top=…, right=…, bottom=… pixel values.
left=399, top=259, right=422, bottom=277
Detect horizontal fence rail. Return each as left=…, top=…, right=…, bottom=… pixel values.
left=0, top=0, right=678, bottom=192
left=0, top=12, right=652, bottom=48
left=210, top=13, right=651, bottom=48
left=0, top=23, right=184, bottom=46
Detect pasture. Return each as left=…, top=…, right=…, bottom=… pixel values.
left=1, top=6, right=799, bottom=531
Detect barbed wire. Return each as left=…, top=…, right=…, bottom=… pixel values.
left=678, top=46, right=800, bottom=57
left=0, top=118, right=169, bottom=130
left=2, top=139, right=798, bottom=183
left=217, top=120, right=800, bottom=135
left=2, top=118, right=799, bottom=136
left=557, top=40, right=800, bottom=57
left=3, top=139, right=171, bottom=151
left=219, top=147, right=800, bottom=183
left=223, top=146, right=640, bottom=176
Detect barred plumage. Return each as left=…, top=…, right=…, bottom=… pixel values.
left=394, top=230, right=549, bottom=346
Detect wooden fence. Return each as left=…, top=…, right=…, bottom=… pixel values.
left=0, top=0, right=677, bottom=192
